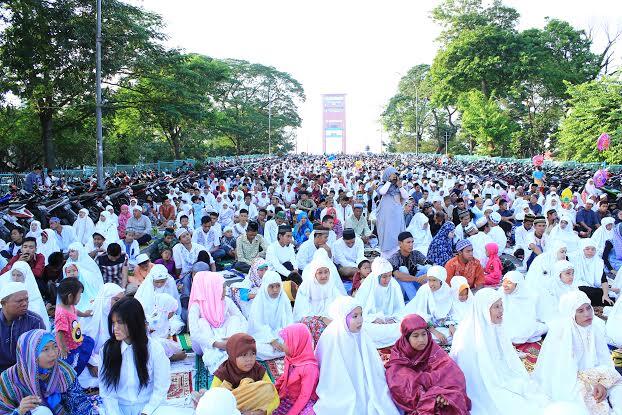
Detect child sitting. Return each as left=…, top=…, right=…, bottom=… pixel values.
left=154, top=247, right=176, bottom=277
left=484, top=242, right=502, bottom=286
left=146, top=293, right=186, bottom=362
left=351, top=259, right=371, bottom=295
left=274, top=323, right=319, bottom=414
left=212, top=333, right=280, bottom=414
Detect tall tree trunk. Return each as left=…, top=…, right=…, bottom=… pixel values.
left=38, top=110, right=55, bottom=170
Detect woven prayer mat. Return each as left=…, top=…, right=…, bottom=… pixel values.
left=195, top=353, right=212, bottom=391
left=377, top=347, right=392, bottom=366
left=176, top=333, right=193, bottom=352
left=259, top=358, right=285, bottom=382
left=514, top=341, right=542, bottom=373
left=168, top=354, right=196, bottom=400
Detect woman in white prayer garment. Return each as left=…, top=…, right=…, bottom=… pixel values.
left=534, top=290, right=622, bottom=414
left=450, top=288, right=553, bottom=415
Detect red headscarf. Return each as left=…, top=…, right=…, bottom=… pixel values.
left=213, top=333, right=266, bottom=389
left=385, top=314, right=471, bottom=414
left=325, top=207, right=340, bottom=226
left=275, top=324, right=319, bottom=399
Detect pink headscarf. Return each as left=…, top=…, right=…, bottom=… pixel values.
left=276, top=323, right=319, bottom=399
left=189, top=271, right=225, bottom=328
left=117, top=204, right=132, bottom=239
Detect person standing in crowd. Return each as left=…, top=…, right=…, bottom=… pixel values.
left=377, top=167, right=409, bottom=256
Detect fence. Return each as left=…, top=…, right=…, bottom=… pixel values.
left=0, top=154, right=268, bottom=192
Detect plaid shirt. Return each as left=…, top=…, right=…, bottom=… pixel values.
left=96, top=253, right=127, bottom=285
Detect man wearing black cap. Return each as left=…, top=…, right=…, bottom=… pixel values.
left=333, top=228, right=364, bottom=280
left=388, top=231, right=430, bottom=301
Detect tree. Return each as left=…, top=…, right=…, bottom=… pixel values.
left=212, top=60, right=305, bottom=155
left=556, top=76, right=622, bottom=163
left=381, top=65, right=433, bottom=152
left=110, top=52, right=229, bottom=159
left=457, top=90, right=517, bottom=156
left=0, top=0, right=165, bottom=168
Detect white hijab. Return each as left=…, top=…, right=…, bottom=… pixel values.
left=0, top=261, right=50, bottom=330
left=499, top=271, right=543, bottom=344
left=569, top=238, right=604, bottom=288
left=65, top=241, right=103, bottom=281
left=534, top=290, right=616, bottom=404
left=354, top=257, right=404, bottom=322
left=26, top=220, right=43, bottom=240
left=94, top=211, right=119, bottom=243
left=591, top=216, right=615, bottom=257
left=450, top=288, right=545, bottom=415
left=525, top=239, right=567, bottom=290
left=293, top=251, right=343, bottom=321
left=403, top=265, right=453, bottom=322
left=548, top=214, right=580, bottom=253
left=606, top=296, right=622, bottom=347
left=105, top=206, right=118, bottom=225
left=247, top=270, right=293, bottom=344
left=406, top=212, right=432, bottom=255
left=62, top=261, right=102, bottom=312
left=38, top=229, right=60, bottom=264
left=135, top=264, right=181, bottom=315
left=300, top=248, right=346, bottom=295
left=81, top=283, right=124, bottom=354
left=314, top=296, right=400, bottom=415
left=73, top=208, right=95, bottom=246
left=449, top=275, right=473, bottom=323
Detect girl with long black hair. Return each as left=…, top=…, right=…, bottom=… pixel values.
left=98, top=297, right=170, bottom=415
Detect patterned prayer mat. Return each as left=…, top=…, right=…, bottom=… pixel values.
left=514, top=341, right=542, bottom=373
left=195, top=354, right=212, bottom=391
left=176, top=333, right=193, bottom=352
left=259, top=358, right=285, bottom=382
left=378, top=347, right=392, bottom=365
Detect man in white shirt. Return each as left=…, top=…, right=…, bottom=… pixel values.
left=335, top=196, right=353, bottom=224
left=467, top=221, right=493, bottom=267
left=333, top=228, right=364, bottom=280
left=487, top=211, right=507, bottom=252
left=282, top=183, right=297, bottom=207
left=237, top=194, right=259, bottom=221
left=172, top=228, right=206, bottom=297
left=514, top=214, right=535, bottom=255
left=192, top=216, right=225, bottom=260
left=233, top=209, right=249, bottom=239
left=263, top=211, right=286, bottom=245
left=296, top=226, right=330, bottom=272
left=266, top=225, right=301, bottom=284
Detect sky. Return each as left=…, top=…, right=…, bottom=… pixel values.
left=133, top=0, right=622, bottom=154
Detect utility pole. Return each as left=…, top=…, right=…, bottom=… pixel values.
left=267, top=81, right=272, bottom=155
left=95, top=0, right=104, bottom=189
left=445, top=130, right=449, bottom=155
left=415, top=85, right=419, bottom=155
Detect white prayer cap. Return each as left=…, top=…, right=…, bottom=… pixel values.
left=489, top=212, right=501, bottom=224
left=135, top=253, right=149, bottom=265
left=175, top=228, right=189, bottom=239
left=195, top=387, right=241, bottom=415
left=0, top=281, right=28, bottom=302
left=475, top=216, right=488, bottom=228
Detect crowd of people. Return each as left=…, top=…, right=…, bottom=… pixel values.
left=0, top=153, right=621, bottom=414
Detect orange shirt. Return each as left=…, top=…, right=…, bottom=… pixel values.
left=445, top=256, right=485, bottom=288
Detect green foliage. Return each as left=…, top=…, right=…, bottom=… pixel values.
left=458, top=90, right=517, bottom=156
left=212, top=60, right=305, bottom=155
left=0, top=0, right=165, bottom=169
left=557, top=76, right=622, bottom=163
left=385, top=0, right=608, bottom=159
left=0, top=1, right=305, bottom=170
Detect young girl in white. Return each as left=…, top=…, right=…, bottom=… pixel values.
left=99, top=297, right=171, bottom=415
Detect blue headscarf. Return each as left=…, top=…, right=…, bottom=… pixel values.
left=293, top=212, right=313, bottom=245
left=427, top=222, right=456, bottom=267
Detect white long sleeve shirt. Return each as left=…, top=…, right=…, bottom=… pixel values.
left=263, top=219, right=279, bottom=245
left=296, top=239, right=319, bottom=271
left=332, top=237, right=364, bottom=268
left=266, top=241, right=298, bottom=276
left=99, top=339, right=171, bottom=415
